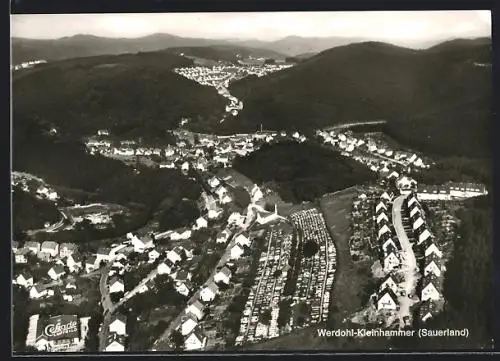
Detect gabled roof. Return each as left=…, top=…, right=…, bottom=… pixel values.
left=110, top=313, right=127, bottom=325
left=41, top=241, right=58, bottom=250
left=203, top=282, right=219, bottom=294
left=425, top=253, right=442, bottom=267
left=60, top=243, right=77, bottom=251
left=422, top=273, right=439, bottom=288
left=109, top=276, right=124, bottom=286
left=86, top=255, right=97, bottom=264
left=186, top=326, right=206, bottom=343
left=378, top=287, right=398, bottom=304
left=50, top=264, right=65, bottom=274
left=25, top=241, right=40, bottom=248
left=217, top=266, right=232, bottom=278
left=188, top=299, right=205, bottom=312
left=70, top=252, right=83, bottom=262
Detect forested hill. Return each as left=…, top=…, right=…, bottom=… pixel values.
left=232, top=141, right=376, bottom=203
left=12, top=51, right=226, bottom=140
left=228, top=38, right=492, bottom=157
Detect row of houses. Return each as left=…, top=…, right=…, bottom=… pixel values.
left=403, top=194, right=445, bottom=323
left=104, top=314, right=128, bottom=352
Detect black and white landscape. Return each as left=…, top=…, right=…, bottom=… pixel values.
left=11, top=11, right=493, bottom=353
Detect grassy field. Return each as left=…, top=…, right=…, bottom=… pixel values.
left=245, top=187, right=388, bottom=351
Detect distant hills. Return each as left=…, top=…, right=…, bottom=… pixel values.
left=163, top=45, right=285, bottom=63
left=226, top=37, right=492, bottom=157
left=11, top=34, right=286, bottom=63
left=11, top=33, right=465, bottom=64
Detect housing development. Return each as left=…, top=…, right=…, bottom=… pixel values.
left=11, top=11, right=492, bottom=355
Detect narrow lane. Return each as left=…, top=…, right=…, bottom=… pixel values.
left=391, top=195, right=419, bottom=328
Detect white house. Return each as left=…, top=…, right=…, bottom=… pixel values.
left=380, top=192, right=392, bottom=201
left=413, top=217, right=425, bottom=230
left=381, top=238, right=398, bottom=253
left=96, top=247, right=112, bottom=265
left=407, top=196, right=418, bottom=208
left=193, top=217, right=208, bottom=230
left=379, top=274, right=398, bottom=294
left=214, top=266, right=232, bottom=284
left=157, top=260, right=174, bottom=275
left=410, top=206, right=420, bottom=218
left=86, top=256, right=97, bottom=273
left=200, top=282, right=219, bottom=303
left=67, top=253, right=83, bottom=273
left=29, top=284, right=48, bottom=299
left=15, top=249, right=29, bottom=264
left=208, top=209, right=223, bottom=220
left=418, top=229, right=432, bottom=245
left=251, top=185, right=264, bottom=202
left=377, top=289, right=398, bottom=310
left=48, top=265, right=65, bottom=280
left=184, top=328, right=207, bottom=350
left=378, top=224, right=391, bottom=238
left=109, top=314, right=127, bottom=336
left=167, top=248, right=183, bottom=264
left=105, top=333, right=126, bottom=352
left=375, top=202, right=387, bottom=213
left=25, top=241, right=41, bottom=255
left=181, top=161, right=190, bottom=172
left=130, top=235, right=153, bottom=253
left=376, top=212, right=389, bottom=224
left=424, top=243, right=443, bottom=258
left=180, top=314, right=198, bottom=336
left=230, top=244, right=244, bottom=260
left=387, top=170, right=400, bottom=179
left=148, top=249, right=161, bottom=263
left=421, top=279, right=441, bottom=301
left=208, top=177, right=220, bottom=189
left=216, top=229, right=231, bottom=244
left=186, top=300, right=205, bottom=321
left=109, top=277, right=125, bottom=294
left=15, top=272, right=34, bottom=288
left=383, top=252, right=400, bottom=273
left=235, top=233, right=251, bottom=247
left=59, top=243, right=77, bottom=258
left=424, top=257, right=442, bottom=277
left=175, top=281, right=192, bottom=297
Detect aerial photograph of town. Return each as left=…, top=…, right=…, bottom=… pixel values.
left=10, top=10, right=493, bottom=353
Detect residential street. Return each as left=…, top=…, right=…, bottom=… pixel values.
left=392, top=195, right=419, bottom=328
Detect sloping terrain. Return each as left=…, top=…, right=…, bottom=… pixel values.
left=228, top=38, right=492, bottom=156
left=13, top=51, right=226, bottom=139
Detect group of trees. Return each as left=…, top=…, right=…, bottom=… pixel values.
left=157, top=199, right=200, bottom=232
left=12, top=185, right=61, bottom=232
left=283, top=228, right=302, bottom=296
left=233, top=141, right=376, bottom=203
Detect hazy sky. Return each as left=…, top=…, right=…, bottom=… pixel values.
left=11, top=11, right=491, bottom=44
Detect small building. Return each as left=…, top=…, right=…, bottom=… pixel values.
left=216, top=229, right=231, bottom=244
left=157, top=260, right=175, bottom=275
left=214, top=266, right=232, bottom=284
left=85, top=256, right=97, bottom=273
left=59, top=243, right=77, bottom=258
left=67, top=252, right=83, bottom=273
left=15, top=271, right=34, bottom=288
left=383, top=251, right=400, bottom=273
left=377, top=288, right=398, bottom=310
left=230, top=244, right=245, bottom=260
left=184, top=327, right=207, bottom=350
left=105, top=332, right=126, bottom=352
left=41, top=241, right=59, bottom=258
left=109, top=314, right=127, bottom=336
left=96, top=247, right=112, bottom=265
left=25, top=241, right=41, bottom=255
left=234, top=233, right=251, bottom=247
left=424, top=255, right=442, bottom=277
left=186, top=300, right=205, bottom=321
left=15, top=249, right=29, bottom=264
left=48, top=265, right=65, bottom=280
left=109, top=277, right=125, bottom=294
left=166, top=247, right=183, bottom=264
left=148, top=249, right=161, bottom=263
left=180, top=314, right=198, bottom=336
left=413, top=217, right=425, bottom=230
left=29, top=283, right=48, bottom=299
left=421, top=276, right=441, bottom=302
left=423, top=242, right=443, bottom=258
left=379, top=274, right=398, bottom=294
left=200, top=282, right=219, bottom=303
left=417, top=228, right=432, bottom=245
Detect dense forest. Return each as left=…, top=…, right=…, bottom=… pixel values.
left=13, top=51, right=226, bottom=140
left=157, top=199, right=200, bottom=231
left=232, top=141, right=376, bottom=203
left=228, top=39, right=491, bottom=157
left=12, top=186, right=61, bottom=232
